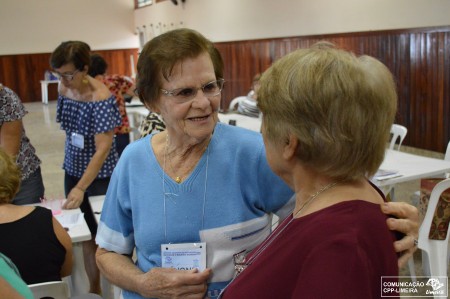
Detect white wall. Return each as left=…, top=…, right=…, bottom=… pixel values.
left=134, top=0, right=450, bottom=42
left=0, top=0, right=139, bottom=55
left=1, top=0, right=450, bottom=55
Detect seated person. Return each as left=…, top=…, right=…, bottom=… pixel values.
left=0, top=252, right=33, bottom=299
left=0, top=148, right=72, bottom=284
left=237, top=73, right=261, bottom=117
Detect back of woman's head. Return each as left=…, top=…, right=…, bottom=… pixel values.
left=50, top=41, right=91, bottom=71
left=136, top=28, right=223, bottom=107
left=0, top=149, right=21, bottom=204
left=88, top=54, right=108, bottom=77
left=258, top=42, right=397, bottom=181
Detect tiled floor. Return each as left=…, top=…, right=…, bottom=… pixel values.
left=23, top=101, right=66, bottom=197
left=22, top=100, right=447, bottom=295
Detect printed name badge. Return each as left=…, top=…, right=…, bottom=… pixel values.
left=71, top=133, right=84, bottom=149
left=161, top=242, right=206, bottom=271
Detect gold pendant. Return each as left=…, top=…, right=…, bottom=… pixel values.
left=175, top=176, right=182, bottom=183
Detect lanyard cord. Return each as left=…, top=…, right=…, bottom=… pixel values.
left=162, top=143, right=210, bottom=244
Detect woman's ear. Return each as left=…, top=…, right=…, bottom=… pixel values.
left=282, top=134, right=298, bottom=160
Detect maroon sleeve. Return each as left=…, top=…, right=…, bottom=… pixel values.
left=292, top=236, right=378, bottom=298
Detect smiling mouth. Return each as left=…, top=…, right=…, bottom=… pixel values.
left=188, top=115, right=210, bottom=121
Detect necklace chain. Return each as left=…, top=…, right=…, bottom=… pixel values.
left=293, top=181, right=339, bottom=218
left=233, top=181, right=339, bottom=275
left=164, top=133, right=209, bottom=183
left=162, top=134, right=211, bottom=243
left=165, top=133, right=183, bottom=183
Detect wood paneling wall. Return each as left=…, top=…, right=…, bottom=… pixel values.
left=0, top=48, right=138, bottom=104
left=215, top=26, right=450, bottom=153
left=1, top=26, right=449, bottom=152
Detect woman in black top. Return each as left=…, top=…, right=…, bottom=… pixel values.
left=0, top=148, right=72, bottom=284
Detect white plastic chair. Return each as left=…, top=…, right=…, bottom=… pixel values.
left=406, top=141, right=450, bottom=281
left=28, top=281, right=69, bottom=299
left=444, top=140, right=450, bottom=162
left=386, top=124, right=414, bottom=276
left=417, top=178, right=450, bottom=277
left=28, top=280, right=104, bottom=299
left=389, top=124, right=408, bottom=151
left=411, top=140, right=450, bottom=206
left=387, top=124, right=408, bottom=200
left=228, top=96, right=246, bottom=111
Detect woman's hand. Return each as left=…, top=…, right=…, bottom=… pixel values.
left=381, top=201, right=420, bottom=268
left=96, top=248, right=211, bottom=299
left=138, top=267, right=212, bottom=299
left=62, top=131, right=114, bottom=210
left=63, top=187, right=85, bottom=209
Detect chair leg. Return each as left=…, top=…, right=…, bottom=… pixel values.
left=421, top=250, right=430, bottom=277
left=389, top=187, right=396, bottom=201
left=408, top=256, right=417, bottom=282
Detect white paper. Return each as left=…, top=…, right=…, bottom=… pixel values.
left=55, top=212, right=84, bottom=229
left=374, top=169, right=402, bottom=181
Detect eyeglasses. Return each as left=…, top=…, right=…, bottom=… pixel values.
left=51, top=69, right=80, bottom=81
left=161, top=79, right=225, bottom=103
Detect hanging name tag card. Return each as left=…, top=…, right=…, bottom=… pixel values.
left=71, top=133, right=84, bottom=149
left=161, top=242, right=206, bottom=271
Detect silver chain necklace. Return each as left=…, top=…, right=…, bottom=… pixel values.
left=233, top=181, right=339, bottom=275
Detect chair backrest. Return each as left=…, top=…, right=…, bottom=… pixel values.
left=28, top=280, right=69, bottom=299
left=389, top=124, right=408, bottom=150
left=417, top=178, right=450, bottom=277
left=444, top=140, right=450, bottom=162
left=228, top=96, right=247, bottom=111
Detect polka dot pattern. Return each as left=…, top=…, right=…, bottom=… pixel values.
left=56, top=95, right=122, bottom=178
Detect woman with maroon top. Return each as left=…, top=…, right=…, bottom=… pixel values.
left=220, top=43, right=401, bottom=298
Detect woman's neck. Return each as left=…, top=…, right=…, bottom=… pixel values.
left=0, top=203, right=34, bottom=224
left=64, top=79, right=94, bottom=101
left=162, top=131, right=212, bottom=183
left=166, top=131, right=211, bottom=159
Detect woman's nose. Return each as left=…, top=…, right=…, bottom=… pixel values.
left=191, top=90, right=212, bottom=108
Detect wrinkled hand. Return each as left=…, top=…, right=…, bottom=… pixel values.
left=138, top=267, right=212, bottom=299
left=381, top=201, right=419, bottom=268
left=63, top=187, right=84, bottom=209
